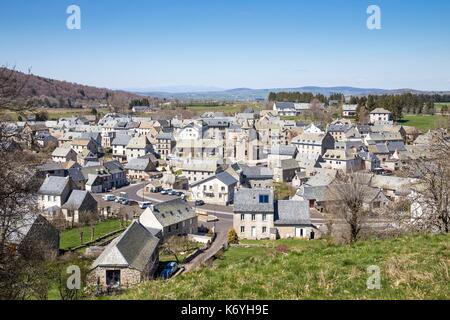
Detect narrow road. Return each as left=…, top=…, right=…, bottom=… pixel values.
left=184, top=211, right=233, bottom=272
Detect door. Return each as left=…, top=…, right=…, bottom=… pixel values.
left=310, top=231, right=315, bottom=240
left=295, top=227, right=302, bottom=238
left=251, top=226, right=256, bottom=238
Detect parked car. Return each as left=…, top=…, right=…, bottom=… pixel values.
left=102, top=194, right=116, bottom=201
left=168, top=190, right=178, bottom=196
left=160, top=262, right=179, bottom=280
left=114, top=197, right=125, bottom=203
left=138, top=201, right=152, bottom=209
left=195, top=200, right=205, bottom=206
left=121, top=199, right=130, bottom=205
left=160, top=189, right=169, bottom=195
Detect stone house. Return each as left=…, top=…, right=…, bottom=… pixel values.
left=274, top=200, right=318, bottom=239
left=182, top=159, right=222, bottom=185
left=155, top=132, right=176, bottom=160
left=240, top=165, right=274, bottom=189
left=111, top=134, right=132, bottom=163
left=190, top=171, right=238, bottom=205
left=126, top=136, right=153, bottom=161
left=61, top=190, right=98, bottom=224
left=139, top=199, right=198, bottom=239
left=71, top=138, right=98, bottom=155
left=8, top=213, right=60, bottom=260
left=90, top=221, right=160, bottom=290
left=370, top=108, right=393, bottom=125
left=233, top=188, right=275, bottom=240
left=37, top=176, right=73, bottom=213
left=342, top=104, right=358, bottom=117
left=124, top=155, right=158, bottom=181
left=52, top=147, right=78, bottom=163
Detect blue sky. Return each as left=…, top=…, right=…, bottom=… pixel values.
left=1, top=0, right=449, bottom=91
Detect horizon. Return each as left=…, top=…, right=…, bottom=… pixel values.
left=1, top=0, right=450, bottom=91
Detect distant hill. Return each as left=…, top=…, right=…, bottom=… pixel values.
left=1, top=68, right=140, bottom=107
left=140, top=86, right=450, bottom=101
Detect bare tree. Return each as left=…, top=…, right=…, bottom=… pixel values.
left=0, top=65, right=30, bottom=109
left=406, top=129, right=450, bottom=233
left=326, top=173, right=370, bottom=243
left=161, top=236, right=198, bottom=263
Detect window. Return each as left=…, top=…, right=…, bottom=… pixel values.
left=221, top=186, right=225, bottom=192
left=251, top=214, right=256, bottom=221
left=262, top=227, right=267, bottom=233
left=259, top=195, right=269, bottom=203
left=106, top=270, right=121, bottom=288
left=240, top=214, right=245, bottom=221
left=240, top=226, right=245, bottom=233
left=262, top=214, right=267, bottom=221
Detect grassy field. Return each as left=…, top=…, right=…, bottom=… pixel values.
left=60, top=219, right=126, bottom=250
left=110, top=234, right=450, bottom=300
left=398, top=114, right=449, bottom=132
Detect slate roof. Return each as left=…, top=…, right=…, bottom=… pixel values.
left=275, top=200, right=311, bottom=225
left=156, top=132, right=175, bottom=141
left=182, top=159, right=219, bottom=172
left=270, top=145, right=297, bottom=157
left=52, top=147, right=74, bottom=158
left=92, top=221, right=159, bottom=272
left=142, top=199, right=197, bottom=228
left=61, top=190, right=97, bottom=211
left=342, top=104, right=358, bottom=111
left=38, top=176, right=71, bottom=196
left=278, top=159, right=300, bottom=170
left=371, top=108, right=391, bottom=114
left=124, top=158, right=154, bottom=171
left=191, top=171, right=238, bottom=188
left=234, top=188, right=274, bottom=213
left=328, top=124, right=353, bottom=133
left=274, top=102, right=296, bottom=110
left=241, top=165, right=273, bottom=179
left=111, top=134, right=132, bottom=146
left=127, top=136, right=150, bottom=149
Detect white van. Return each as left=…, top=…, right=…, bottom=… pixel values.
left=138, top=201, right=152, bottom=209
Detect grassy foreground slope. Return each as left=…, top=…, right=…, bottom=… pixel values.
left=113, top=234, right=449, bottom=300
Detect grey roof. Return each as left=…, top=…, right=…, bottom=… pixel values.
left=38, top=176, right=71, bottom=196
left=270, top=145, right=297, bottom=157
left=156, top=132, right=175, bottom=141
left=52, top=147, right=74, bottom=158
left=203, top=118, right=230, bottom=128
left=234, top=188, right=274, bottom=213
left=144, top=199, right=197, bottom=228
left=297, top=185, right=339, bottom=202
left=111, top=134, right=132, bottom=146
left=274, top=102, right=296, bottom=110
left=371, top=108, right=391, bottom=114
left=328, top=124, right=353, bottom=133
left=279, top=159, right=300, bottom=170
left=37, top=162, right=65, bottom=172
left=62, top=190, right=97, bottom=211
left=215, top=171, right=238, bottom=186
left=275, top=200, right=311, bottom=225
left=241, top=165, right=273, bottom=179
left=386, top=141, right=407, bottom=152
left=92, top=221, right=159, bottom=272
left=124, top=158, right=153, bottom=171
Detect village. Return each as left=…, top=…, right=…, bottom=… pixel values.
left=4, top=96, right=448, bottom=296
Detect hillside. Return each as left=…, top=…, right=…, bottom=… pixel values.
left=1, top=67, right=140, bottom=107
left=110, top=234, right=450, bottom=300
